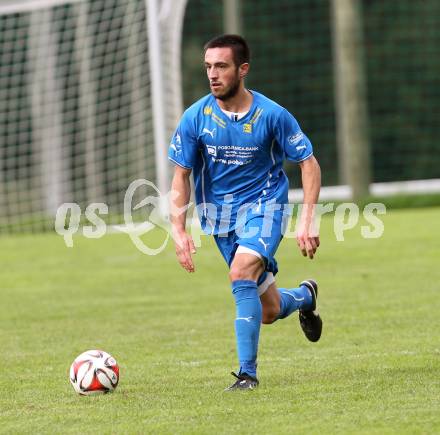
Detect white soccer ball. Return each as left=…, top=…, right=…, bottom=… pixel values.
left=69, top=349, right=119, bottom=395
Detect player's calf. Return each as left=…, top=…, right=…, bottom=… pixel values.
left=260, top=282, right=281, bottom=324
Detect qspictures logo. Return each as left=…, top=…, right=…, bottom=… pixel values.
left=54, top=179, right=386, bottom=255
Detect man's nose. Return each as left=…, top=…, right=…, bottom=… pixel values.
left=208, top=67, right=218, bottom=80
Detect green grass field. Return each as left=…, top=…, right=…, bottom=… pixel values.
left=1, top=207, right=439, bottom=434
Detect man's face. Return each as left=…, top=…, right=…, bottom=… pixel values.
left=204, top=47, right=241, bottom=101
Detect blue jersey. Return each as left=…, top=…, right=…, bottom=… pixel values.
left=168, top=90, right=313, bottom=235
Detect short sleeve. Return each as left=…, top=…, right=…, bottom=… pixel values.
left=275, top=109, right=313, bottom=162
left=168, top=110, right=199, bottom=169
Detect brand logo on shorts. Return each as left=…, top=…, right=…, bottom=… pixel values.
left=258, top=238, right=269, bottom=251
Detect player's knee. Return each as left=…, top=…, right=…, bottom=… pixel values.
left=229, top=254, right=263, bottom=282
left=229, top=265, right=255, bottom=282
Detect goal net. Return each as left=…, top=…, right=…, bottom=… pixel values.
left=0, top=0, right=186, bottom=232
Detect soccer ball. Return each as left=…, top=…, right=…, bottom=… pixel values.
left=69, top=349, right=119, bottom=395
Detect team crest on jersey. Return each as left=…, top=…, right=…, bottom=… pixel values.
left=243, top=123, right=252, bottom=134
left=203, top=106, right=213, bottom=115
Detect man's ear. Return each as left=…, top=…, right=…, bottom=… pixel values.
left=239, top=63, right=250, bottom=79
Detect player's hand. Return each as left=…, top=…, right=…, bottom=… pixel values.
left=172, top=227, right=196, bottom=272
left=296, top=220, right=320, bottom=259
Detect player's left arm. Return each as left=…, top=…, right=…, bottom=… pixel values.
left=297, top=155, right=321, bottom=259
left=275, top=108, right=321, bottom=259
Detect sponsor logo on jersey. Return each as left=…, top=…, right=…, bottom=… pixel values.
left=243, top=123, right=252, bottom=133
left=203, top=106, right=213, bottom=115
left=288, top=132, right=304, bottom=145
left=170, top=132, right=182, bottom=154
left=206, top=144, right=217, bottom=157
left=170, top=143, right=181, bottom=154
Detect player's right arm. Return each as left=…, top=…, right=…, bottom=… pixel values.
left=168, top=106, right=200, bottom=272
left=170, top=165, right=196, bottom=273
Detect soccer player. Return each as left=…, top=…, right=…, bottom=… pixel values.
left=168, top=34, right=322, bottom=390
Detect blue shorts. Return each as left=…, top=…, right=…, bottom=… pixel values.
left=214, top=207, right=285, bottom=276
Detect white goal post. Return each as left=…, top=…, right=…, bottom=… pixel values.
left=0, top=0, right=187, bottom=231
left=146, top=0, right=188, bottom=217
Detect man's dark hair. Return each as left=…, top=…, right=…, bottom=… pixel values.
left=204, top=34, right=250, bottom=67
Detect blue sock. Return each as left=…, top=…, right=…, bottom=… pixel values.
left=277, top=285, right=313, bottom=319
left=231, top=280, right=262, bottom=378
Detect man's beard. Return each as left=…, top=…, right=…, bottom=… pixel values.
left=214, top=76, right=240, bottom=101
